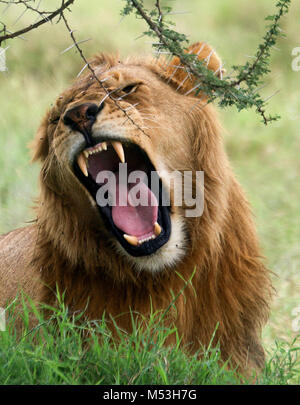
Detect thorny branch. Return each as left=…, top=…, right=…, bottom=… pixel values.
left=0, top=0, right=74, bottom=45
left=125, top=0, right=291, bottom=125
left=0, top=20, right=6, bottom=36
left=128, top=0, right=211, bottom=82
left=0, top=0, right=31, bottom=3
left=1, top=0, right=291, bottom=126
left=0, top=0, right=149, bottom=137
left=11, top=0, right=55, bottom=25
left=60, top=7, right=149, bottom=138
left=155, top=0, right=163, bottom=26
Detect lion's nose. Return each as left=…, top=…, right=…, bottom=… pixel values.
left=63, top=102, right=103, bottom=134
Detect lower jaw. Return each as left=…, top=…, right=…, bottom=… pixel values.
left=100, top=203, right=172, bottom=257
left=73, top=166, right=172, bottom=257
left=113, top=213, right=187, bottom=273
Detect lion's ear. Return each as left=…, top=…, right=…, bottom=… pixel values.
left=164, top=42, right=225, bottom=95
left=30, top=110, right=50, bottom=162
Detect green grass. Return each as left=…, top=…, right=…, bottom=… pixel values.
left=0, top=297, right=299, bottom=385
left=0, top=0, right=299, bottom=384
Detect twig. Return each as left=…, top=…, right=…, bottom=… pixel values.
left=60, top=9, right=150, bottom=138
left=0, top=0, right=31, bottom=4
left=155, top=0, right=163, bottom=25
left=60, top=38, right=91, bottom=54
left=12, top=6, right=27, bottom=27
left=127, top=0, right=290, bottom=125
left=231, top=4, right=288, bottom=87
left=0, top=0, right=75, bottom=45
left=4, top=28, right=27, bottom=41
left=129, top=0, right=206, bottom=82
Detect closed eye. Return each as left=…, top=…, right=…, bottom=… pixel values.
left=121, top=84, right=138, bottom=95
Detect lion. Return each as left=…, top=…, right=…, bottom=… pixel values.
left=0, top=42, right=272, bottom=375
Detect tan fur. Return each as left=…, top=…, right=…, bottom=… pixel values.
left=0, top=42, right=272, bottom=375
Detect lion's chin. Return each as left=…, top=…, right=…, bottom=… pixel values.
left=113, top=214, right=187, bottom=273
left=72, top=138, right=174, bottom=258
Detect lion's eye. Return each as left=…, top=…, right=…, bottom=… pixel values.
left=121, top=84, right=138, bottom=95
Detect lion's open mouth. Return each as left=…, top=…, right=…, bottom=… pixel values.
left=73, top=140, right=171, bottom=257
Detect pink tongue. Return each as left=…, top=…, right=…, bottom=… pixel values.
left=110, top=177, right=158, bottom=237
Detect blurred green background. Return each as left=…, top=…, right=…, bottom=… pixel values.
left=0, top=0, right=299, bottom=351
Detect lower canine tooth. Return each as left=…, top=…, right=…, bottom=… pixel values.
left=77, top=152, right=88, bottom=177
left=123, top=234, right=139, bottom=246
left=154, top=222, right=162, bottom=237
left=112, top=141, right=125, bottom=163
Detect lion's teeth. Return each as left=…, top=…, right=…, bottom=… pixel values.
left=154, top=222, right=162, bottom=237
left=83, top=143, right=104, bottom=156
left=123, top=234, right=138, bottom=246
left=102, top=142, right=107, bottom=151
left=124, top=232, right=157, bottom=246
left=138, top=235, right=156, bottom=244
left=112, top=141, right=125, bottom=163
left=77, top=152, right=88, bottom=177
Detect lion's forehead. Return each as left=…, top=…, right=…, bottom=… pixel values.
left=60, top=63, right=157, bottom=101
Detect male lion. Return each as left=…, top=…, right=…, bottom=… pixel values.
left=0, top=42, right=272, bottom=375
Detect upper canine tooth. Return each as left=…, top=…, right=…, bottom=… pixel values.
left=154, top=222, right=162, bottom=237
left=102, top=142, right=107, bottom=151
left=77, top=152, right=88, bottom=177
left=112, top=141, right=125, bottom=163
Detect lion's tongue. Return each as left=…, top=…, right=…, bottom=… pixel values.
left=110, top=177, right=158, bottom=237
